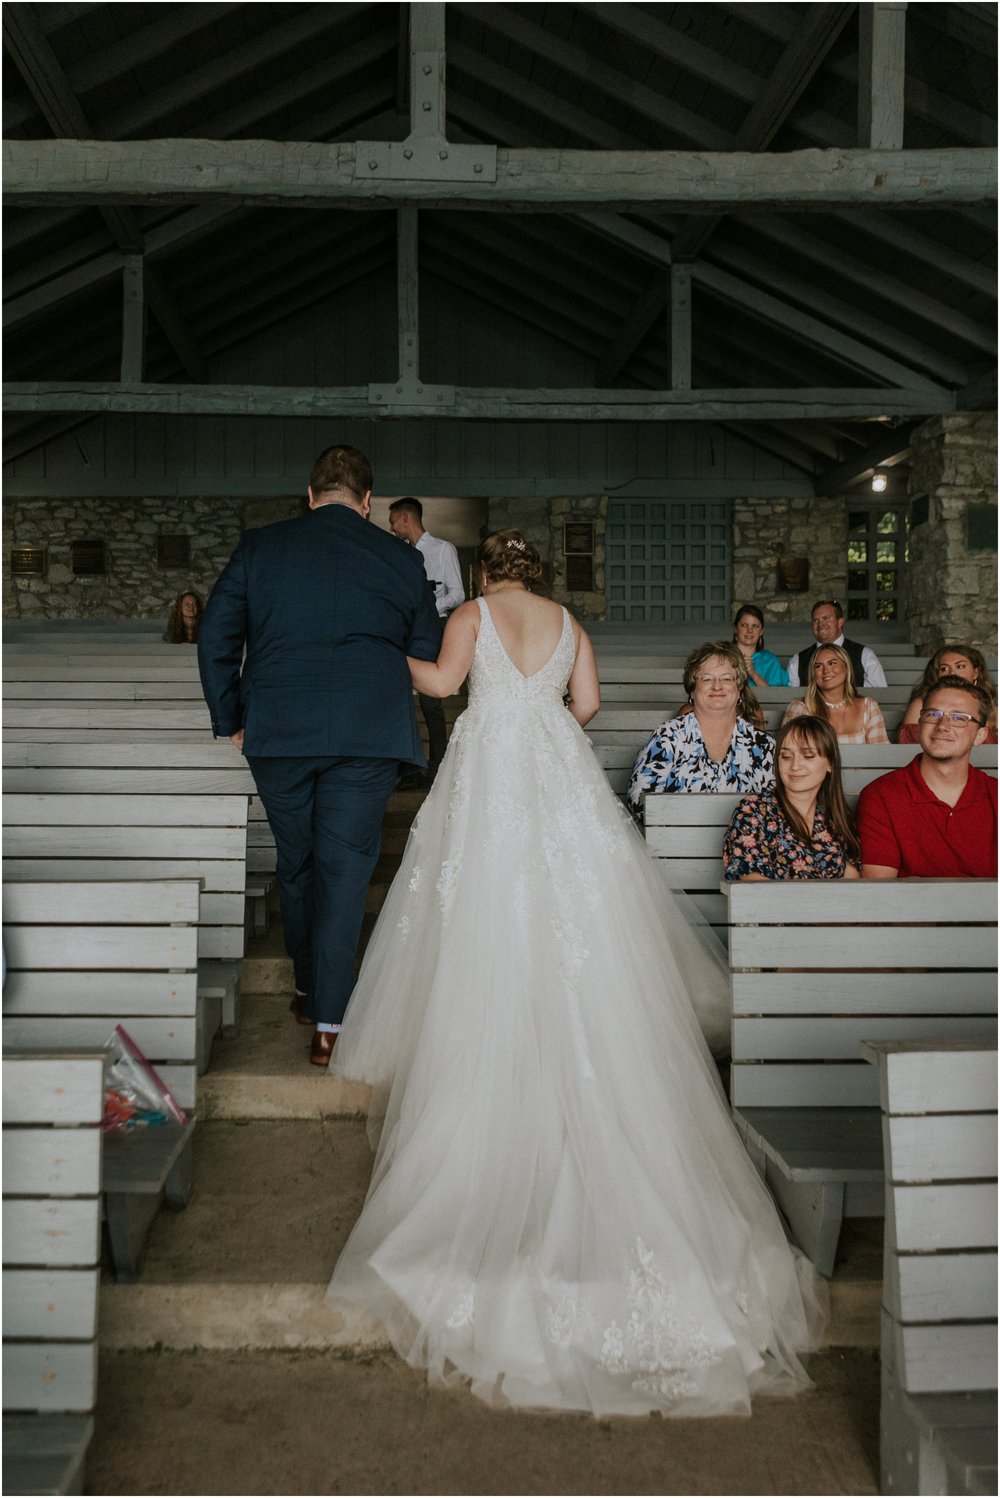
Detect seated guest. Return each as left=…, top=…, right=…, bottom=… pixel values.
left=626, top=642, right=773, bottom=819
left=898, top=643, right=998, bottom=744
left=787, top=599, right=887, bottom=688
left=782, top=645, right=889, bottom=744
left=733, top=603, right=789, bottom=688
left=858, top=677, right=998, bottom=879
left=163, top=590, right=204, bottom=644
left=724, top=716, right=861, bottom=881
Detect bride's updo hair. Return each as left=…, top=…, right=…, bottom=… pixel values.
left=478, top=529, right=543, bottom=587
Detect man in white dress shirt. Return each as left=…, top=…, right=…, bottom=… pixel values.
left=787, top=598, right=887, bottom=689
left=389, top=498, right=465, bottom=787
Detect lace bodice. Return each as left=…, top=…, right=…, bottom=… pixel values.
left=467, top=597, right=576, bottom=713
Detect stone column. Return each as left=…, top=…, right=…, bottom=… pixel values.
left=905, top=413, right=998, bottom=653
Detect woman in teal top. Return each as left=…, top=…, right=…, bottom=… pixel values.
left=733, top=604, right=789, bottom=688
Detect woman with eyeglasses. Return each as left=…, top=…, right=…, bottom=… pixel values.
left=897, top=643, right=998, bottom=744
left=780, top=644, right=889, bottom=744
left=626, top=641, right=774, bottom=819
left=723, top=716, right=861, bottom=881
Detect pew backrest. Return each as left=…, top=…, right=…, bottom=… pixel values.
left=725, top=881, right=999, bottom=1111
left=2, top=1050, right=105, bottom=1434
left=2, top=880, right=201, bottom=1112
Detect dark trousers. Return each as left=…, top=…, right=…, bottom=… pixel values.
left=418, top=692, right=448, bottom=778
left=246, top=754, right=399, bottom=1025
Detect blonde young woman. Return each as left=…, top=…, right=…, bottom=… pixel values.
left=782, top=644, right=889, bottom=744
left=898, top=644, right=998, bottom=744
left=326, top=529, right=825, bottom=1422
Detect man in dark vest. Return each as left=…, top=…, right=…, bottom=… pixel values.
left=787, top=599, right=887, bottom=689
left=198, top=444, right=442, bottom=1066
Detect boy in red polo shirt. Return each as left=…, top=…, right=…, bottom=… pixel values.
left=858, top=677, right=998, bottom=879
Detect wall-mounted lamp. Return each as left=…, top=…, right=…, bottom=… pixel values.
left=871, top=471, right=888, bottom=493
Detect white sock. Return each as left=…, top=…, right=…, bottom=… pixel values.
left=316, top=1023, right=341, bottom=1034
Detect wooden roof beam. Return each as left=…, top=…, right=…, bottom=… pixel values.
left=1, top=382, right=949, bottom=424
left=6, top=140, right=993, bottom=212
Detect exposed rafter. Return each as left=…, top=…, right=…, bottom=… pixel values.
left=813, top=423, right=916, bottom=494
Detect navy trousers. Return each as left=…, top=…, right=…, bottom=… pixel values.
left=246, top=754, right=399, bottom=1025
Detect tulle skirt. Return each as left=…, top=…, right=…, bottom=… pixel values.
left=326, top=700, right=826, bottom=1416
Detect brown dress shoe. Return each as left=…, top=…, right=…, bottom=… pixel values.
left=289, top=992, right=313, bottom=1026
left=310, top=1030, right=338, bottom=1066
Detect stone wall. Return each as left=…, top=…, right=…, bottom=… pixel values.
left=3, top=496, right=300, bottom=619
left=731, top=495, right=847, bottom=623
left=487, top=495, right=608, bottom=620
left=905, top=412, right=998, bottom=653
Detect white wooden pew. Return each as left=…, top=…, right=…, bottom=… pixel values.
left=723, top=882, right=998, bottom=1277
left=2, top=882, right=200, bottom=1283
left=863, top=1040, right=997, bottom=1498
left=3, top=795, right=249, bottom=1054
left=2, top=1051, right=105, bottom=1495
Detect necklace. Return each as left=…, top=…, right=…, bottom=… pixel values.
left=820, top=694, right=849, bottom=710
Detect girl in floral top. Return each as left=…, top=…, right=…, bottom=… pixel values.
left=723, top=715, right=861, bottom=880
left=627, top=642, right=774, bottom=819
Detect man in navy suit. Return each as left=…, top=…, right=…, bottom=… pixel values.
left=198, top=445, right=442, bottom=1065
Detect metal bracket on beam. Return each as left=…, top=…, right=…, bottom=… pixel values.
left=368, top=381, right=455, bottom=407
left=354, top=140, right=497, bottom=184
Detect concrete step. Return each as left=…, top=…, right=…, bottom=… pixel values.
left=198, top=996, right=370, bottom=1119
left=101, top=1117, right=881, bottom=1353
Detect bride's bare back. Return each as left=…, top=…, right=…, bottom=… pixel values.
left=483, top=588, right=565, bottom=677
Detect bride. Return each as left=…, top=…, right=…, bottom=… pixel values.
left=326, top=529, right=826, bottom=1418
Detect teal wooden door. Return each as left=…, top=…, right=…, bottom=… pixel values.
left=606, top=501, right=730, bottom=623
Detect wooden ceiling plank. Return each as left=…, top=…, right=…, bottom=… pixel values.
left=68, top=3, right=245, bottom=97
left=95, top=3, right=374, bottom=139
left=448, top=44, right=643, bottom=149
left=2, top=413, right=97, bottom=467
left=829, top=209, right=996, bottom=298
left=718, top=421, right=819, bottom=474
left=707, top=235, right=974, bottom=381
left=691, top=260, right=947, bottom=392
left=582, top=3, right=761, bottom=104
left=6, top=140, right=994, bottom=212
left=743, top=217, right=997, bottom=354
left=859, top=3, right=906, bottom=151
left=0, top=381, right=950, bottom=422
left=196, top=33, right=397, bottom=140
left=459, top=3, right=735, bottom=151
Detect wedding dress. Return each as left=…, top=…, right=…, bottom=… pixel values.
left=326, top=599, right=826, bottom=1417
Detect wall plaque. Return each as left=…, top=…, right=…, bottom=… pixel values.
left=563, top=521, right=594, bottom=556
left=565, top=554, right=594, bottom=592
left=157, top=534, right=191, bottom=569
left=72, top=539, right=106, bottom=576
left=777, top=557, right=809, bottom=593
left=11, top=546, right=47, bottom=576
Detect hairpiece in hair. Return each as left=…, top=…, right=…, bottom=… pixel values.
left=506, top=538, right=527, bottom=552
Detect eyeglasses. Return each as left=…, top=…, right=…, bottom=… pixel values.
left=918, top=709, right=985, bottom=727
left=695, top=674, right=737, bottom=686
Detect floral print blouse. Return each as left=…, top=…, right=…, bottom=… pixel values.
left=626, top=713, right=774, bottom=818
left=723, top=791, right=858, bottom=880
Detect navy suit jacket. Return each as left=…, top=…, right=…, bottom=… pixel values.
left=198, top=504, right=442, bottom=762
